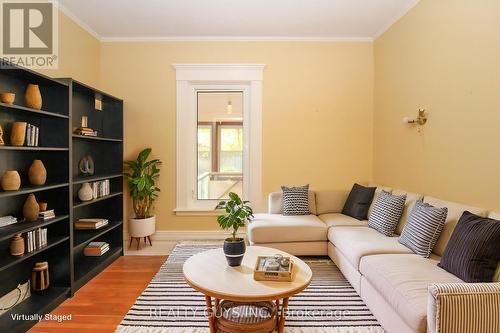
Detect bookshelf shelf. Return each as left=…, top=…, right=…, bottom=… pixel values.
left=0, top=215, right=69, bottom=242
left=73, top=173, right=122, bottom=185
left=73, top=220, right=123, bottom=250
left=73, top=192, right=123, bottom=209
left=73, top=247, right=122, bottom=291
left=0, top=236, right=69, bottom=272
left=72, top=134, right=122, bottom=142
left=0, top=146, right=69, bottom=151
left=0, top=102, right=69, bottom=119
left=0, top=183, right=69, bottom=199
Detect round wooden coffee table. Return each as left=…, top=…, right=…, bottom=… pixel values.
left=183, top=246, right=312, bottom=333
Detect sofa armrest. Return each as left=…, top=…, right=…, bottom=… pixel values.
left=427, top=282, right=500, bottom=333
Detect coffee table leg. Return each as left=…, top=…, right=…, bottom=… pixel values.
left=204, top=295, right=216, bottom=333
left=278, top=297, right=289, bottom=333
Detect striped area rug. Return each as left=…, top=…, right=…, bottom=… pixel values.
left=116, top=245, right=384, bottom=333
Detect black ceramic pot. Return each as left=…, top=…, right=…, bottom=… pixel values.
left=223, top=238, right=246, bottom=266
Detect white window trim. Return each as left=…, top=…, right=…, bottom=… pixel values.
left=173, top=64, right=265, bottom=214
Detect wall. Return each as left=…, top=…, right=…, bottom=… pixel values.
left=374, top=0, right=500, bottom=210
left=99, top=42, right=374, bottom=230
left=38, top=11, right=100, bottom=87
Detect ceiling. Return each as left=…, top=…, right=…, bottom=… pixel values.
left=57, top=0, right=420, bottom=41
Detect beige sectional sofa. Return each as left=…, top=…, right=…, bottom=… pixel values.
left=247, top=185, right=500, bottom=333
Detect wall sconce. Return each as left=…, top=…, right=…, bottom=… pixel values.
left=403, top=109, right=427, bottom=130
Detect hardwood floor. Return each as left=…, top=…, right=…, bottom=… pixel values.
left=29, top=256, right=166, bottom=333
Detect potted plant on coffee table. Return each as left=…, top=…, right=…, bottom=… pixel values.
left=216, top=192, right=254, bottom=266
left=124, top=148, right=161, bottom=249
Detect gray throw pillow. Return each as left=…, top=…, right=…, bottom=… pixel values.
left=399, top=200, right=448, bottom=258
left=368, top=190, right=407, bottom=236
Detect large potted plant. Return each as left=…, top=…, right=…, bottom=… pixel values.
left=216, top=192, right=254, bottom=266
left=124, top=148, right=161, bottom=245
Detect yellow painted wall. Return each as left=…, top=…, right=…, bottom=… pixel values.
left=38, top=11, right=100, bottom=87
left=374, top=0, right=500, bottom=211
left=98, top=42, right=374, bottom=230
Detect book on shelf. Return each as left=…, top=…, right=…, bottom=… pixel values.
left=0, top=216, right=18, bottom=228
left=74, top=127, right=98, bottom=136
left=39, top=209, right=55, bottom=220
left=25, top=123, right=40, bottom=147
left=25, top=228, right=48, bottom=253
left=89, top=179, right=110, bottom=200
left=84, top=241, right=110, bottom=256
left=75, top=218, right=109, bottom=230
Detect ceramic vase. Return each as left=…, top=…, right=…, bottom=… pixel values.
left=28, top=160, right=47, bottom=185
left=10, top=122, right=27, bottom=146
left=25, top=84, right=42, bottom=110
left=23, top=194, right=40, bottom=222
left=78, top=182, right=93, bottom=201
left=0, top=92, right=15, bottom=104
left=10, top=234, right=25, bottom=256
left=1, top=170, right=21, bottom=191
left=0, top=124, right=4, bottom=145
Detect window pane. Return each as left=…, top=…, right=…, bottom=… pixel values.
left=220, top=126, right=243, bottom=173
left=197, top=91, right=243, bottom=200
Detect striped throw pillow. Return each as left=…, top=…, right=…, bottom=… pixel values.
left=368, top=191, right=407, bottom=236
left=399, top=200, right=448, bottom=258
left=281, top=185, right=310, bottom=216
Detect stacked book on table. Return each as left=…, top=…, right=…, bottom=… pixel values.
left=0, top=216, right=17, bottom=228
left=26, top=228, right=48, bottom=253
left=75, top=218, right=108, bottom=230
left=39, top=209, right=55, bottom=220
left=84, top=242, right=109, bottom=256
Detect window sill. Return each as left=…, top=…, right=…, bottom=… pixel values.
left=173, top=208, right=220, bottom=216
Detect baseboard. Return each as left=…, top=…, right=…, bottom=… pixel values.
left=123, top=230, right=246, bottom=255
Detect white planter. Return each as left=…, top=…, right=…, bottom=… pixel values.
left=129, top=215, right=156, bottom=238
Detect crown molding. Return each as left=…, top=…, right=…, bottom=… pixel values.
left=56, top=2, right=102, bottom=40
left=100, top=36, right=374, bottom=43
left=373, top=0, right=420, bottom=39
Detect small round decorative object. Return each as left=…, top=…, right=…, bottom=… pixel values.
left=79, top=155, right=95, bottom=176
left=28, top=159, right=47, bottom=185
left=23, top=193, right=40, bottom=222
left=78, top=182, right=93, bottom=201
left=10, top=234, right=25, bottom=256
left=10, top=122, right=27, bottom=146
left=25, top=84, right=42, bottom=110
left=0, top=92, right=15, bottom=104
left=1, top=170, right=21, bottom=191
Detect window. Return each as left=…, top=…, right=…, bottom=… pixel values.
left=174, top=64, right=264, bottom=214
left=197, top=92, right=243, bottom=200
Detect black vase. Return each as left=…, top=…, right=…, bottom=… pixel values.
left=223, top=238, right=246, bottom=266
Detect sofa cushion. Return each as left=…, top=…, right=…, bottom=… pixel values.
left=399, top=200, right=448, bottom=258
left=438, top=211, right=500, bottom=282
left=247, top=213, right=327, bottom=243
left=268, top=191, right=317, bottom=215
left=328, top=226, right=412, bottom=269
left=423, top=197, right=488, bottom=256
left=359, top=254, right=463, bottom=332
left=281, top=184, right=310, bottom=216
left=318, top=213, right=368, bottom=227
left=342, top=184, right=376, bottom=220
left=315, top=190, right=349, bottom=215
left=392, top=189, right=424, bottom=235
left=368, top=190, right=407, bottom=236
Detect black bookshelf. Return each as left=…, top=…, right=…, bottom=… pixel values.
left=63, top=78, right=124, bottom=295
left=0, top=64, right=123, bottom=332
left=0, top=63, right=71, bottom=333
